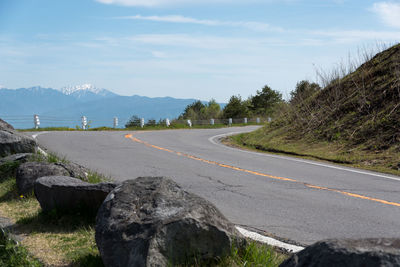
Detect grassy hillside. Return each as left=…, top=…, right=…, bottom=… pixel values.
left=235, top=43, right=400, bottom=175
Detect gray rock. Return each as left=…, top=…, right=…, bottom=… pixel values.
left=95, top=177, right=243, bottom=267
left=54, top=162, right=89, bottom=181
left=0, top=130, right=36, bottom=157
left=0, top=118, right=14, bottom=131
left=0, top=153, right=33, bottom=176
left=34, top=176, right=117, bottom=213
left=280, top=238, right=400, bottom=267
left=0, top=153, right=33, bottom=165
left=16, top=162, right=70, bottom=195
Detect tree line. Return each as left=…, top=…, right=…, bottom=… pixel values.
left=179, top=80, right=321, bottom=121
left=125, top=80, right=321, bottom=127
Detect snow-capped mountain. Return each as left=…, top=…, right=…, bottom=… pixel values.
left=0, top=85, right=208, bottom=129
left=60, top=84, right=118, bottom=102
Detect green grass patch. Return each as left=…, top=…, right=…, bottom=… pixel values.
left=86, top=171, right=111, bottom=184
left=0, top=228, right=42, bottom=267
left=0, top=159, right=103, bottom=266
left=229, top=127, right=400, bottom=176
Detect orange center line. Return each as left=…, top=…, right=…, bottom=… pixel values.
left=125, top=134, right=400, bottom=208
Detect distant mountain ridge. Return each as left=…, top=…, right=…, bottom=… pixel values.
left=0, top=85, right=213, bottom=129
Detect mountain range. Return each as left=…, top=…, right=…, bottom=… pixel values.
left=0, top=85, right=211, bottom=129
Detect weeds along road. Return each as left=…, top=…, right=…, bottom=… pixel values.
left=33, top=126, right=400, bottom=246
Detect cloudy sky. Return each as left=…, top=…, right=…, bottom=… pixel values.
left=0, top=0, right=399, bottom=101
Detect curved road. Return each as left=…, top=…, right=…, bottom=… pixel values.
left=33, top=127, right=400, bottom=246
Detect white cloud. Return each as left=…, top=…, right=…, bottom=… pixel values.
left=371, top=2, right=400, bottom=29
left=97, top=0, right=243, bottom=7
left=95, top=0, right=295, bottom=7
left=116, top=15, right=283, bottom=32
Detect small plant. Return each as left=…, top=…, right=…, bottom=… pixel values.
left=0, top=228, right=42, bottom=267
left=86, top=171, right=111, bottom=184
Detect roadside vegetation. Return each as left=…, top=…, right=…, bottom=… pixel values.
left=232, top=43, right=400, bottom=175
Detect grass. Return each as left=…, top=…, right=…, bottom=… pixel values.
left=229, top=126, right=400, bottom=176
left=0, top=228, right=42, bottom=267
left=216, top=241, right=287, bottom=267
left=0, top=159, right=103, bottom=266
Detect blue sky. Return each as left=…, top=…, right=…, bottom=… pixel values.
left=0, top=0, right=399, bottom=101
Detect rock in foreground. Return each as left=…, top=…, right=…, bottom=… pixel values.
left=16, top=162, right=70, bottom=195
left=16, top=161, right=91, bottom=195
left=0, top=129, right=36, bottom=157
left=34, top=176, right=117, bottom=213
left=96, top=177, right=242, bottom=267
left=280, top=238, right=400, bottom=267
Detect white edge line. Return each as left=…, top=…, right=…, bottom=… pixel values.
left=32, top=132, right=48, bottom=157
left=236, top=226, right=304, bottom=253
left=209, top=132, right=400, bottom=182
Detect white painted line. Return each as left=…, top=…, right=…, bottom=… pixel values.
left=209, top=132, right=400, bottom=182
left=31, top=132, right=48, bottom=157
left=236, top=226, right=304, bottom=253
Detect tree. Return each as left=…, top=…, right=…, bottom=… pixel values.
left=125, top=115, right=141, bottom=128
left=202, top=99, right=221, bottom=119
left=179, top=100, right=206, bottom=120
left=222, top=95, right=249, bottom=119
left=250, top=85, right=283, bottom=116
left=290, top=80, right=321, bottom=105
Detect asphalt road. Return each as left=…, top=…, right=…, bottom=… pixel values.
left=33, top=127, right=400, bottom=246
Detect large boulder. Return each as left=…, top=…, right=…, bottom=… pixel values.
left=16, top=162, right=70, bottom=195
left=16, top=161, right=92, bottom=195
left=95, top=177, right=243, bottom=267
left=0, top=118, right=14, bottom=131
left=0, top=119, right=36, bottom=157
left=280, top=238, right=400, bottom=267
left=34, top=176, right=117, bottom=213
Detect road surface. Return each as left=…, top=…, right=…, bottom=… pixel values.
left=33, top=127, right=400, bottom=246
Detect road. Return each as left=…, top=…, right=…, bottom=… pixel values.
left=33, top=127, right=400, bottom=246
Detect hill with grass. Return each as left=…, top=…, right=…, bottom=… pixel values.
left=236, top=43, right=400, bottom=175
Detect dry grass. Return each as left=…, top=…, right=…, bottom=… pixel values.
left=0, top=167, right=102, bottom=267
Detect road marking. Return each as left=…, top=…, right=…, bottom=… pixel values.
left=235, top=227, right=304, bottom=253
left=125, top=133, right=400, bottom=208
left=209, top=132, right=400, bottom=182
left=31, top=132, right=48, bottom=156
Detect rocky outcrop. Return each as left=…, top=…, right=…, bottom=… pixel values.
left=34, top=176, right=117, bottom=213
left=95, top=177, right=243, bottom=267
left=0, top=118, right=36, bottom=157
left=16, top=162, right=70, bottom=195
left=0, top=118, right=14, bottom=131
left=0, top=153, right=33, bottom=165
left=280, top=238, right=400, bottom=267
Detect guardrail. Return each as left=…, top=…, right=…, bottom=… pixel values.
left=0, top=115, right=271, bottom=129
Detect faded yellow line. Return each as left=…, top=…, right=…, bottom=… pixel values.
left=125, top=134, right=400, bottom=208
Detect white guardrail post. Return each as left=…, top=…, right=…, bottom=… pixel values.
left=228, top=118, right=232, bottom=126
left=81, top=116, right=87, bottom=130
left=140, top=118, right=145, bottom=128
left=34, top=114, right=40, bottom=129
left=113, top=117, right=118, bottom=128
left=166, top=118, right=170, bottom=127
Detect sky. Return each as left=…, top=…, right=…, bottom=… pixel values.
left=0, top=0, right=399, bottom=102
